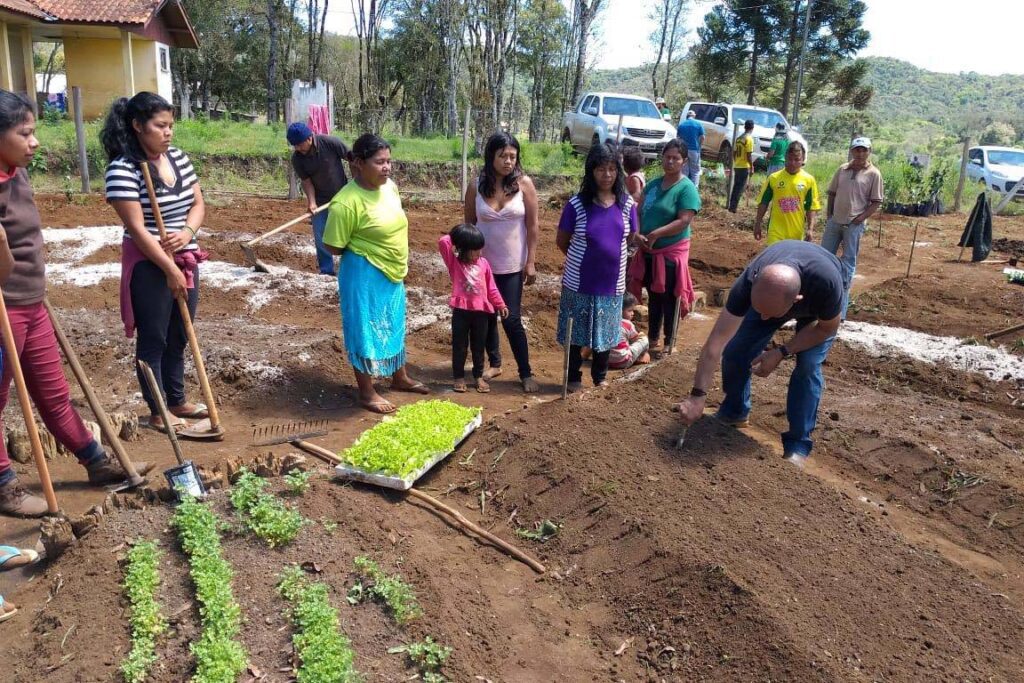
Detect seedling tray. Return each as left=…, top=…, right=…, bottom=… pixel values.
left=334, top=412, right=482, bottom=490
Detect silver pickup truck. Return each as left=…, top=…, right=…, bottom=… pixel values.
left=561, top=92, right=677, bottom=159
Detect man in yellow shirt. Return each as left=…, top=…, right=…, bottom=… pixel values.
left=728, top=119, right=755, bottom=213
left=754, top=141, right=820, bottom=243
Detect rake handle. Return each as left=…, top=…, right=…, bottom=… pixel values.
left=0, top=286, right=58, bottom=513
left=138, top=360, right=186, bottom=466
left=243, top=204, right=329, bottom=248
left=44, top=298, right=140, bottom=483
left=139, top=162, right=221, bottom=433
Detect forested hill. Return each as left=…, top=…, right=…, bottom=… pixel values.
left=586, top=57, right=1024, bottom=129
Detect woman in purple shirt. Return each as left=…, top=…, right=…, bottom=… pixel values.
left=556, top=143, right=638, bottom=391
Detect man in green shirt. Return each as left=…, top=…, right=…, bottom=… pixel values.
left=767, top=122, right=790, bottom=174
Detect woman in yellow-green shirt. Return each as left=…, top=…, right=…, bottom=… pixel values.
left=323, top=133, right=429, bottom=413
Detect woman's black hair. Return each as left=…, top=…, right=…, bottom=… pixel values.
left=348, top=133, right=391, bottom=162
left=662, top=138, right=686, bottom=158
left=578, top=141, right=626, bottom=206
left=449, top=222, right=485, bottom=263
left=622, top=291, right=638, bottom=311
left=621, top=146, right=645, bottom=174
left=478, top=132, right=522, bottom=198
left=786, top=140, right=806, bottom=158
left=99, top=91, right=173, bottom=162
left=0, top=90, right=34, bottom=135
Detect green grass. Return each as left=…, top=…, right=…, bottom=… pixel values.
left=350, top=556, right=423, bottom=624
left=229, top=469, right=307, bottom=548
left=171, top=496, right=248, bottom=683
left=120, top=540, right=167, bottom=683
left=278, top=566, right=361, bottom=683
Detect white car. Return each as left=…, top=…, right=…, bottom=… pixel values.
left=561, top=92, right=677, bottom=159
left=966, top=146, right=1024, bottom=198
left=678, top=102, right=808, bottom=167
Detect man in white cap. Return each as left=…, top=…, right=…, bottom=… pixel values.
left=821, top=136, right=883, bottom=317
left=656, top=97, right=671, bottom=121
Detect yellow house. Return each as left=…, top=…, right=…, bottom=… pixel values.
left=0, top=0, right=198, bottom=119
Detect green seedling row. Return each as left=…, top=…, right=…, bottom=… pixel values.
left=230, top=470, right=306, bottom=547
left=389, top=636, right=453, bottom=682
left=278, top=567, right=361, bottom=683
left=351, top=556, right=423, bottom=624
left=340, top=400, right=481, bottom=478
left=120, top=541, right=167, bottom=683
left=171, top=496, right=248, bottom=683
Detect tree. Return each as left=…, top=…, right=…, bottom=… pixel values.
left=569, top=0, right=604, bottom=107
left=519, top=0, right=569, bottom=141
left=980, top=121, right=1016, bottom=146
left=690, top=5, right=746, bottom=102
left=466, top=0, right=518, bottom=143
left=650, top=0, right=688, bottom=100
left=307, top=0, right=330, bottom=81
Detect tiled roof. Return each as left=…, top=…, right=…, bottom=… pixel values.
left=34, top=0, right=163, bottom=24
left=0, top=0, right=49, bottom=19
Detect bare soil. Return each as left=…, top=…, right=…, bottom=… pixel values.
left=2, top=193, right=1023, bottom=682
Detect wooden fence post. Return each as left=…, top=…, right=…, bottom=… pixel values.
left=953, top=137, right=970, bottom=213
left=461, top=105, right=471, bottom=202
left=284, top=98, right=298, bottom=200
left=72, top=86, right=90, bottom=194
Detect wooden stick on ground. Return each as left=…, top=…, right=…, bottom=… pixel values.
left=561, top=317, right=574, bottom=399
left=139, top=163, right=223, bottom=436
left=292, top=439, right=546, bottom=573
left=906, top=221, right=920, bottom=278
left=406, top=487, right=546, bottom=574
left=0, top=287, right=58, bottom=513
left=984, top=321, right=1024, bottom=341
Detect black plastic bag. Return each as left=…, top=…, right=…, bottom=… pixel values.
left=958, top=192, right=992, bottom=262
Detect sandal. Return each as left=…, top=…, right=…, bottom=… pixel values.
left=361, top=399, right=397, bottom=414
left=483, top=367, right=503, bottom=380
left=0, top=546, right=39, bottom=571
left=145, top=416, right=189, bottom=434
left=169, top=402, right=209, bottom=419
left=0, top=595, right=16, bottom=623
left=394, top=381, right=430, bottom=395
left=475, top=378, right=491, bottom=393
left=453, top=380, right=467, bottom=393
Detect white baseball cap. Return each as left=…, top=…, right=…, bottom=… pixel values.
left=850, top=136, right=872, bottom=149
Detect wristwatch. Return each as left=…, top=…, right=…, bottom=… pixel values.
left=778, top=345, right=792, bottom=359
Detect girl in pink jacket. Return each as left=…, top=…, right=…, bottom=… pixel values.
left=439, top=224, right=508, bottom=393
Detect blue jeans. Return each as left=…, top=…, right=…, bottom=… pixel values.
left=311, top=211, right=336, bottom=274
left=821, top=218, right=865, bottom=318
left=686, top=150, right=701, bottom=187
left=719, top=311, right=836, bottom=457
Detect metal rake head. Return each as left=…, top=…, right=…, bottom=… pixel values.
left=252, top=420, right=329, bottom=446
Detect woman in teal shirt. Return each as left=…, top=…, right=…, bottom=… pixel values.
left=627, top=139, right=701, bottom=356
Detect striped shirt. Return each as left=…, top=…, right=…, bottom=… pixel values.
left=104, top=147, right=199, bottom=250
left=557, top=194, right=637, bottom=296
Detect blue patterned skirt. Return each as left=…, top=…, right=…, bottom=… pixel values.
left=338, top=250, right=406, bottom=377
left=556, top=288, right=622, bottom=352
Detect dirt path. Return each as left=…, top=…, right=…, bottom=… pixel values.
left=1, top=193, right=1023, bottom=681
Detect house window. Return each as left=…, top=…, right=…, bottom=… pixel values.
left=159, top=46, right=169, bottom=73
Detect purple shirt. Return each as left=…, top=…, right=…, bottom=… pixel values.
left=558, top=195, right=638, bottom=296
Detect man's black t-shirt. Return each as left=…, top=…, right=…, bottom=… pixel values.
left=291, top=135, right=350, bottom=205
left=725, top=240, right=845, bottom=321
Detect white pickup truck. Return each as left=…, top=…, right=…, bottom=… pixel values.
left=561, top=92, right=677, bottom=159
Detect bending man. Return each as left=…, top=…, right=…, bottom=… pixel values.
left=675, top=240, right=847, bottom=466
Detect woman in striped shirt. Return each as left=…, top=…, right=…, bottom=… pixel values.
left=101, top=92, right=207, bottom=433
left=555, top=142, right=638, bottom=392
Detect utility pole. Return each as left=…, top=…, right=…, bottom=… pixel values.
left=791, top=0, right=814, bottom=127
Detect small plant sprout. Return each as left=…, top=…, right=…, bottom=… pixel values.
left=120, top=540, right=167, bottom=683
left=278, top=566, right=360, bottom=682
left=516, top=519, right=560, bottom=543
left=284, top=469, right=314, bottom=494
left=388, top=637, right=453, bottom=680
left=352, top=556, right=424, bottom=624
left=230, top=469, right=306, bottom=547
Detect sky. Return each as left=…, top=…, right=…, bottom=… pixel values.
left=324, top=0, right=1019, bottom=76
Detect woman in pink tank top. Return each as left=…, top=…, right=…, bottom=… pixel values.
left=463, top=132, right=540, bottom=393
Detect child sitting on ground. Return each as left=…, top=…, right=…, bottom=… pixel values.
left=608, top=293, right=650, bottom=370
left=439, top=224, right=509, bottom=393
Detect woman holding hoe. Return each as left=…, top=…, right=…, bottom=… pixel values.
left=627, top=139, right=700, bottom=358
left=103, top=92, right=208, bottom=433
left=0, top=90, right=151, bottom=525
left=464, top=132, right=541, bottom=393
left=323, top=133, right=429, bottom=414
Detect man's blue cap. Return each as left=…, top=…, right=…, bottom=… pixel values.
left=287, top=122, right=313, bottom=145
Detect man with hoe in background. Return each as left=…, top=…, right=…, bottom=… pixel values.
left=821, top=136, right=883, bottom=318
left=677, top=110, right=705, bottom=187
left=287, top=122, right=350, bottom=276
